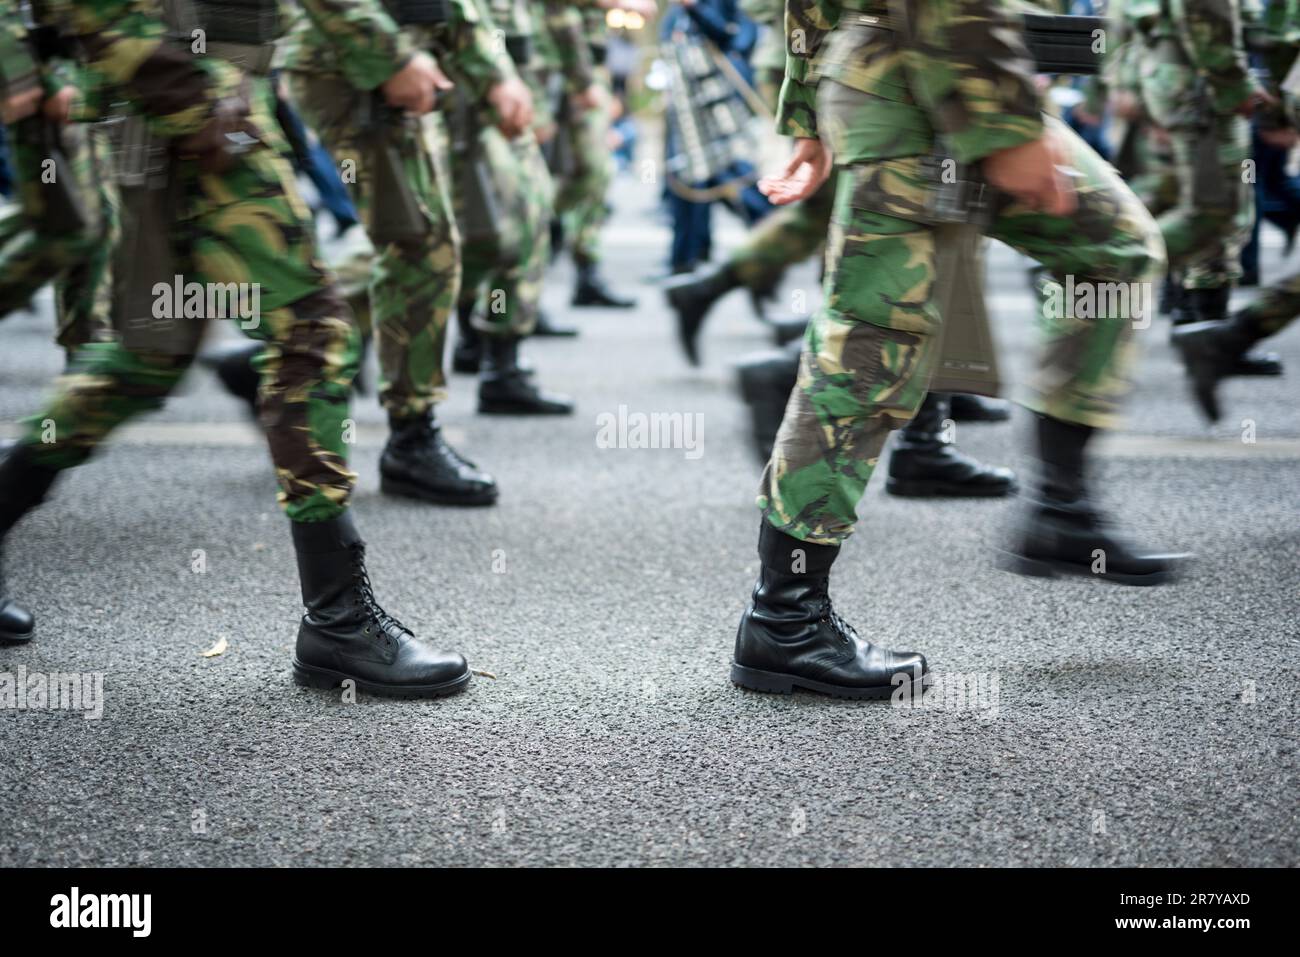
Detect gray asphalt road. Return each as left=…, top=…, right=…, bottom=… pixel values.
left=1, top=175, right=1297, bottom=868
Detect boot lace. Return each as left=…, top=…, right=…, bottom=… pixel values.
left=349, top=543, right=411, bottom=641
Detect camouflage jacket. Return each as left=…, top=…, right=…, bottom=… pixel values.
left=1, top=6, right=44, bottom=101
left=777, top=0, right=1043, bottom=164
left=282, top=0, right=513, bottom=99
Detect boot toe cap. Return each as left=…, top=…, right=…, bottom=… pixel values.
left=0, top=600, right=35, bottom=642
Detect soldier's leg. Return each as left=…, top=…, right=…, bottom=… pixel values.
left=986, top=118, right=1186, bottom=584
left=1160, top=117, right=1253, bottom=326
left=475, top=134, right=573, bottom=417
left=289, top=74, right=496, bottom=509
left=666, top=175, right=836, bottom=366
left=53, top=124, right=119, bottom=353
left=183, top=79, right=469, bottom=695
left=733, top=157, right=933, bottom=698
left=560, top=93, right=635, bottom=309
left=0, top=117, right=104, bottom=323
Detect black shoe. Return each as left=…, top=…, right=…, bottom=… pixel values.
left=1172, top=310, right=1285, bottom=422
left=572, top=262, right=636, bottom=309
left=291, top=515, right=471, bottom=698
left=887, top=394, right=1017, bottom=498
left=998, top=414, right=1190, bottom=584
left=0, top=443, right=62, bottom=644
left=479, top=336, right=574, bottom=415
left=737, top=346, right=799, bottom=461
left=731, top=523, right=929, bottom=699
left=948, top=393, right=1012, bottom=423
left=999, top=499, right=1191, bottom=585
left=664, top=263, right=741, bottom=366
left=532, top=310, right=579, bottom=338
left=198, top=341, right=262, bottom=414
left=380, top=410, right=498, bottom=506
left=452, top=300, right=483, bottom=375
left=769, top=316, right=810, bottom=347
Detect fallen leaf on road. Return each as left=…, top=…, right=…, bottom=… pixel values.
left=201, top=636, right=229, bottom=658
left=471, top=669, right=496, bottom=680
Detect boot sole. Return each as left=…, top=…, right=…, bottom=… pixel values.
left=293, top=660, right=472, bottom=699
left=995, top=550, right=1178, bottom=587
left=886, top=478, right=1015, bottom=498
left=0, top=629, right=34, bottom=645
left=380, top=477, right=498, bottom=507
left=730, top=663, right=931, bottom=700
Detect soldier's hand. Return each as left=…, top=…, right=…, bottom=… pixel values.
left=1109, top=90, right=1142, bottom=122
left=1, top=87, right=43, bottom=125
left=759, top=137, right=833, bottom=206
left=42, top=87, right=77, bottom=125
left=1237, top=87, right=1278, bottom=118
left=176, top=95, right=260, bottom=175
left=489, top=78, right=535, bottom=139
left=1259, top=125, right=1300, bottom=149
left=573, top=84, right=604, bottom=113
left=982, top=129, right=1077, bottom=217
left=382, top=52, right=453, bottom=116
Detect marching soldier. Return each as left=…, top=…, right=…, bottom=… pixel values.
left=1, top=0, right=474, bottom=699
left=0, top=2, right=117, bottom=355
left=669, top=0, right=1016, bottom=498
left=549, top=2, right=639, bottom=309
left=730, top=0, right=1187, bottom=699
left=443, top=0, right=584, bottom=413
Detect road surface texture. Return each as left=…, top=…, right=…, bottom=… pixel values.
left=1, top=167, right=1296, bottom=867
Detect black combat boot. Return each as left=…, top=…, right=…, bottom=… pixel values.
left=737, top=344, right=800, bottom=461
left=478, top=336, right=575, bottom=415
left=380, top=409, right=498, bottom=506
left=998, top=414, right=1190, bottom=585
left=1171, top=286, right=1281, bottom=378
left=572, top=260, right=636, bottom=309
left=452, top=300, right=483, bottom=375
left=948, top=393, right=1012, bottom=423
left=768, top=315, right=810, bottom=347
left=532, top=309, right=579, bottom=338
left=291, top=514, right=471, bottom=698
left=887, top=393, right=1017, bottom=497
left=198, top=340, right=262, bottom=414
left=732, top=523, right=929, bottom=698
left=1173, top=311, right=1286, bottom=422
left=664, top=262, right=742, bottom=366
left=0, top=444, right=61, bottom=644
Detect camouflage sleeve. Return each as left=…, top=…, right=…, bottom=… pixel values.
left=1, top=12, right=43, bottom=99
left=37, top=0, right=230, bottom=138
left=776, top=0, right=840, bottom=139
left=437, top=0, right=513, bottom=100
left=296, top=0, right=417, bottom=90
left=908, top=0, right=1044, bottom=163
left=1169, top=0, right=1258, bottom=114
left=542, top=2, right=595, bottom=94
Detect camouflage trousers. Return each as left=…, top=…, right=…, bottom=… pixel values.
left=18, top=75, right=359, bottom=524
left=0, top=114, right=118, bottom=350
left=452, top=112, right=555, bottom=338
left=553, top=85, right=613, bottom=267
left=760, top=116, right=1165, bottom=546
left=1237, top=270, right=1300, bottom=339
left=1157, top=117, right=1253, bottom=290
left=288, top=71, right=459, bottom=420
